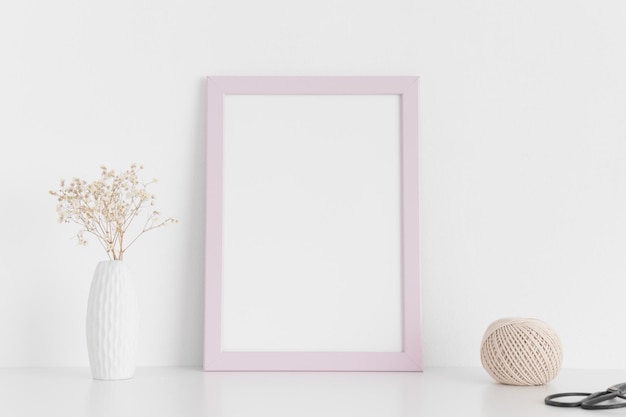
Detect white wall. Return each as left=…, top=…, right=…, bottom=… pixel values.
left=1, top=0, right=626, bottom=368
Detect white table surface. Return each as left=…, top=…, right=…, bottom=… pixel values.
left=1, top=367, right=624, bottom=417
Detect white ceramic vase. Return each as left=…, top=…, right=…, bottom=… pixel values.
left=86, top=260, right=138, bottom=380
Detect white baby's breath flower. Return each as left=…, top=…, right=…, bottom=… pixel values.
left=49, top=164, right=178, bottom=261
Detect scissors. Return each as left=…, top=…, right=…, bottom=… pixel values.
left=545, top=382, right=626, bottom=410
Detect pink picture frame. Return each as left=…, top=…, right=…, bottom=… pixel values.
left=205, top=76, right=421, bottom=371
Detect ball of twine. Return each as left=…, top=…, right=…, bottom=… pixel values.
left=480, top=317, right=562, bottom=386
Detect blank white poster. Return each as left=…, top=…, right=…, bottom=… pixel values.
left=221, top=94, right=403, bottom=352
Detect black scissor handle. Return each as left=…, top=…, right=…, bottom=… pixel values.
left=581, top=391, right=626, bottom=410
left=545, top=391, right=626, bottom=410
left=545, top=392, right=592, bottom=407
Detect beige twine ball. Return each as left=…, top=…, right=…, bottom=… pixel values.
left=480, top=317, right=562, bottom=386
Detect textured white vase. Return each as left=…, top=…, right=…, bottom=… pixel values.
left=86, top=260, right=138, bottom=380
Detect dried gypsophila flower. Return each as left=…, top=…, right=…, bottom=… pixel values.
left=49, top=164, right=178, bottom=261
